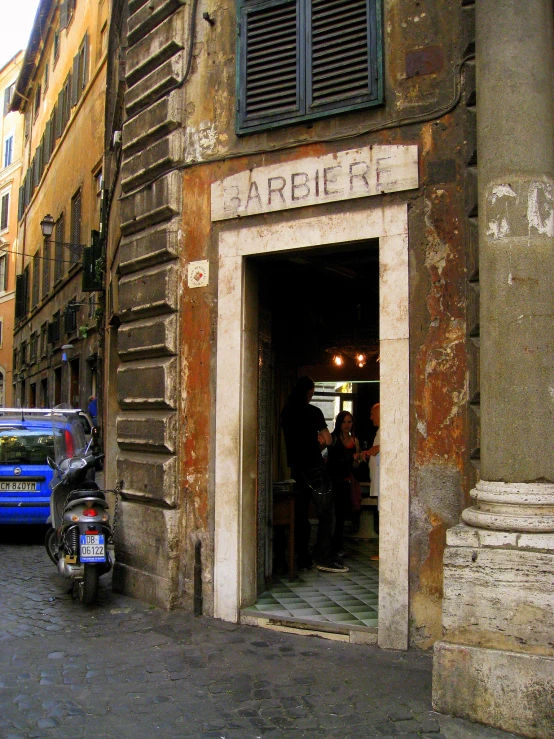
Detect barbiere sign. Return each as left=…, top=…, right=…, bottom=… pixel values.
left=211, top=145, right=418, bottom=222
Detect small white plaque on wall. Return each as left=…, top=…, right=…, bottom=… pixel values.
left=187, top=260, right=209, bottom=288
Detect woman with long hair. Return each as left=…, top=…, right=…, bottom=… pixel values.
left=327, top=410, right=360, bottom=556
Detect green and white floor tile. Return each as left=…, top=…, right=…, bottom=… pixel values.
left=243, top=538, right=379, bottom=631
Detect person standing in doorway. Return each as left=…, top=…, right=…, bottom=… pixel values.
left=327, top=411, right=361, bottom=557
left=88, top=395, right=98, bottom=426
left=281, top=376, right=349, bottom=573
left=363, top=402, right=380, bottom=560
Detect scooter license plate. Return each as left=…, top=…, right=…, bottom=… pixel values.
left=80, top=534, right=106, bottom=563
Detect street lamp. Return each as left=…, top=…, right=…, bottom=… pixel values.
left=40, top=214, right=55, bottom=239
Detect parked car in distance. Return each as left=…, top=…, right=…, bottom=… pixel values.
left=0, top=409, right=91, bottom=525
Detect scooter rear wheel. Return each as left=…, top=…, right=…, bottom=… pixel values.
left=79, top=565, right=99, bottom=605
left=44, top=528, right=60, bottom=565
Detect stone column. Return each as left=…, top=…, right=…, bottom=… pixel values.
left=432, top=1, right=554, bottom=737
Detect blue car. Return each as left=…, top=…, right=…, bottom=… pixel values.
left=0, top=412, right=56, bottom=525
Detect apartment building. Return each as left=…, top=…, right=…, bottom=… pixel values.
left=0, top=52, right=24, bottom=406
left=10, top=0, right=108, bottom=411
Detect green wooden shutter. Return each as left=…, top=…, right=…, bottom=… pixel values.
left=15, top=274, right=25, bottom=320
left=56, top=92, right=63, bottom=137
left=44, top=119, right=52, bottom=163
left=0, top=193, right=8, bottom=230
left=71, top=191, right=82, bottom=263
left=31, top=155, right=38, bottom=190
left=18, top=185, right=24, bottom=221
left=24, top=171, right=31, bottom=209
left=42, top=241, right=50, bottom=297
left=82, top=246, right=103, bottom=291
left=308, top=0, right=374, bottom=110
left=60, top=0, right=69, bottom=30
left=64, top=305, right=77, bottom=334
left=82, top=32, right=89, bottom=88
left=72, top=54, right=80, bottom=106
left=237, top=0, right=382, bottom=133
left=82, top=230, right=103, bottom=292
left=38, top=138, right=45, bottom=181
left=239, top=0, right=302, bottom=131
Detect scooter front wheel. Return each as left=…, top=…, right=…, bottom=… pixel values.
left=44, top=528, right=60, bottom=565
left=79, top=565, right=99, bottom=605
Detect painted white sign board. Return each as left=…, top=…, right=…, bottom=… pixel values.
left=211, top=145, right=418, bottom=222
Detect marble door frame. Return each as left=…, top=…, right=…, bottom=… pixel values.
left=214, top=202, right=410, bottom=649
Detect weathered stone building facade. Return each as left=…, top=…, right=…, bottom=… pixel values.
left=108, top=0, right=476, bottom=634
left=103, top=1, right=553, bottom=736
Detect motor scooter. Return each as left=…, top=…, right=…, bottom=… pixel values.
left=44, top=409, right=113, bottom=605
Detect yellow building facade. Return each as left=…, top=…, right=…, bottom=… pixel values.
left=11, top=0, right=108, bottom=410
left=0, top=52, right=24, bottom=406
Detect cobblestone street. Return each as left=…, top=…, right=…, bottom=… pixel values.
left=0, top=528, right=520, bottom=739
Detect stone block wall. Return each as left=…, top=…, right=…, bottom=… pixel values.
left=112, top=0, right=187, bottom=609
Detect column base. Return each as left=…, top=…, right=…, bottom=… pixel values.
left=433, top=520, right=554, bottom=738
left=433, top=641, right=554, bottom=739
left=461, top=480, right=554, bottom=531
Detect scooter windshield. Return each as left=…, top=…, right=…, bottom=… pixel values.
left=51, top=406, right=87, bottom=466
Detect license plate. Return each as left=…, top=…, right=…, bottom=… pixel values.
left=80, top=534, right=106, bottom=563
left=0, top=481, right=40, bottom=492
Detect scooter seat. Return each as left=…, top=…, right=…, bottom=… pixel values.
left=66, top=487, right=106, bottom=503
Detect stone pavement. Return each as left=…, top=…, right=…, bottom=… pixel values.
left=0, top=527, right=521, bottom=739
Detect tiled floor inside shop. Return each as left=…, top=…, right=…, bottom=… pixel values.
left=243, top=536, right=379, bottom=632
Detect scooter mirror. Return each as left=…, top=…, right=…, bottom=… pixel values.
left=46, top=456, right=56, bottom=470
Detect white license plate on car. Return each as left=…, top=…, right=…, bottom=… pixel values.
left=0, top=481, right=40, bottom=491
left=80, top=534, right=106, bottom=563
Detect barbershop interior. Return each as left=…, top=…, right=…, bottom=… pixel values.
left=243, top=240, right=383, bottom=636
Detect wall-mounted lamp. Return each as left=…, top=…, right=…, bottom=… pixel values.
left=332, top=354, right=344, bottom=367
left=61, top=344, right=74, bottom=362
left=40, top=214, right=55, bottom=239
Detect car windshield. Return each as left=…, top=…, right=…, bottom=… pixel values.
left=0, top=428, right=55, bottom=464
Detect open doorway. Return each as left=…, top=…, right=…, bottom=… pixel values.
left=244, top=243, right=383, bottom=635
left=214, top=202, right=410, bottom=649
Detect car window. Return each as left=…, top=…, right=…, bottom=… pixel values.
left=0, top=429, right=55, bottom=464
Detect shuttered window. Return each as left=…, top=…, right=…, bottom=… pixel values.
left=15, top=274, right=26, bottom=320
left=0, top=253, right=8, bottom=292
left=237, top=0, right=382, bottom=134
left=70, top=191, right=82, bottom=264
left=0, top=193, right=8, bottom=231
left=32, top=252, right=40, bottom=308
left=54, top=216, right=64, bottom=282
left=42, top=240, right=50, bottom=297
left=4, top=136, right=13, bottom=167
left=3, top=84, right=15, bottom=116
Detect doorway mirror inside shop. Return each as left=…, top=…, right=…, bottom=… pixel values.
left=244, top=240, right=382, bottom=637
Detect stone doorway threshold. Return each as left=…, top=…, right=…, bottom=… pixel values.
left=241, top=538, right=379, bottom=645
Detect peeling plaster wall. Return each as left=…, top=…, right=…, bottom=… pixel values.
left=115, top=0, right=476, bottom=645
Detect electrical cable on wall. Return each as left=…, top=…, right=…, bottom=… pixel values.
left=121, top=53, right=476, bottom=201
left=0, top=247, right=81, bottom=266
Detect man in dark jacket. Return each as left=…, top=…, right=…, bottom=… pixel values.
left=281, top=376, right=348, bottom=573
